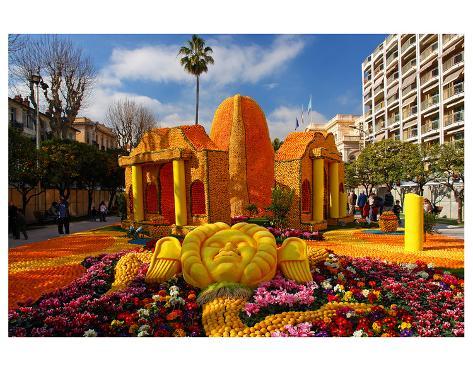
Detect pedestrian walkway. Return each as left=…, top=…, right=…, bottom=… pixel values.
left=8, top=216, right=122, bottom=248
left=434, top=223, right=464, bottom=239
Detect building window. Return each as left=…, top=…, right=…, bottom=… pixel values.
left=9, top=108, right=16, bottom=123
left=191, top=180, right=206, bottom=215
left=145, top=183, right=158, bottom=214
left=301, top=179, right=311, bottom=213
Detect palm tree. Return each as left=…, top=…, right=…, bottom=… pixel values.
left=178, top=35, right=214, bottom=125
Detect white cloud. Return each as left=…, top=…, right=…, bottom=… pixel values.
left=98, top=35, right=306, bottom=89
left=267, top=105, right=326, bottom=140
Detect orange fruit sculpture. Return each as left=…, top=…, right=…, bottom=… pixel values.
left=379, top=211, right=399, bottom=233
left=210, top=94, right=274, bottom=216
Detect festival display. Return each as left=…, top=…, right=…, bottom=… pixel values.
left=378, top=211, right=399, bottom=232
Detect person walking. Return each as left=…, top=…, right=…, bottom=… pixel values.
left=99, top=201, right=108, bottom=222
left=57, top=196, right=70, bottom=235
left=384, top=190, right=394, bottom=212
left=91, top=205, right=98, bottom=222
left=348, top=192, right=357, bottom=215
left=14, top=209, right=28, bottom=240
left=357, top=191, right=367, bottom=214
left=367, top=193, right=376, bottom=223
left=9, top=201, right=18, bottom=237
left=393, top=200, right=402, bottom=223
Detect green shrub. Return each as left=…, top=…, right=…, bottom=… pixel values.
left=424, top=211, right=437, bottom=234
left=266, top=185, right=295, bottom=229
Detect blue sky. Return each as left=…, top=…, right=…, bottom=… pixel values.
left=16, top=34, right=387, bottom=139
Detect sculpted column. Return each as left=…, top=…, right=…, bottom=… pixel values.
left=312, top=158, right=324, bottom=223
left=172, top=159, right=187, bottom=226
left=131, top=165, right=144, bottom=222
left=328, top=162, right=339, bottom=218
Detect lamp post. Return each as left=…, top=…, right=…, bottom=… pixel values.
left=30, top=70, right=41, bottom=151
left=349, top=125, right=370, bottom=150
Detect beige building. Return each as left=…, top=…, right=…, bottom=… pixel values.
left=306, top=114, right=362, bottom=162
left=73, top=117, right=117, bottom=150
left=361, top=34, right=464, bottom=146
left=8, top=95, right=78, bottom=141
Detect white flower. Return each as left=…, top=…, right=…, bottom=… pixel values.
left=427, top=263, right=435, bottom=269
left=346, top=266, right=357, bottom=274
left=137, top=330, right=149, bottom=337
left=83, top=329, right=97, bottom=337
left=352, top=329, right=364, bottom=337
left=321, top=280, right=333, bottom=290
left=416, top=271, right=429, bottom=279
left=403, top=263, right=417, bottom=271
left=152, top=294, right=160, bottom=301
left=138, top=325, right=150, bottom=333
left=334, top=284, right=344, bottom=292
left=346, top=311, right=354, bottom=318
left=137, top=309, right=150, bottom=317
left=362, top=289, right=370, bottom=298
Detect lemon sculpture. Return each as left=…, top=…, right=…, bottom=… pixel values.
left=111, top=223, right=380, bottom=336
left=145, top=222, right=311, bottom=287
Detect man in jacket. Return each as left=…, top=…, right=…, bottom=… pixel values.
left=57, top=196, right=70, bottom=234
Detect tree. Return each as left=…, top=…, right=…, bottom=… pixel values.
left=266, top=185, right=295, bottom=228
left=41, top=139, right=82, bottom=200
left=76, top=143, right=107, bottom=215
left=431, top=140, right=464, bottom=223
left=8, top=128, right=45, bottom=214
left=401, top=142, right=438, bottom=196
left=345, top=149, right=380, bottom=195
left=272, top=138, right=283, bottom=151
left=106, top=98, right=158, bottom=151
left=101, top=148, right=126, bottom=210
left=178, top=35, right=214, bottom=125
left=12, top=36, right=96, bottom=138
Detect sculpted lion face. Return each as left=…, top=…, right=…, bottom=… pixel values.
left=181, top=222, right=277, bottom=289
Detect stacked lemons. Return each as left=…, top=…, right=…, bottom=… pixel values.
left=110, top=252, right=152, bottom=291
left=307, top=246, right=329, bottom=270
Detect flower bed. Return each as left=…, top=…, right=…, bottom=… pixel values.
left=267, top=227, right=324, bottom=242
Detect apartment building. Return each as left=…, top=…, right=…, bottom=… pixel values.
left=8, top=95, right=78, bottom=141
left=306, top=114, right=362, bottom=162
left=72, top=117, right=117, bottom=150
left=361, top=34, right=464, bottom=146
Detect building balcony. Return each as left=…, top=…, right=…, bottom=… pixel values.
left=401, top=58, right=417, bottom=75
left=373, top=84, right=384, bottom=97
left=364, top=109, right=373, bottom=118
left=444, top=111, right=464, bottom=127
left=363, top=77, right=372, bottom=86
left=386, top=71, right=399, bottom=86
left=442, top=34, right=458, bottom=48
left=420, top=42, right=438, bottom=63
left=443, top=81, right=464, bottom=100
left=373, top=65, right=384, bottom=79
left=375, top=122, right=386, bottom=133
left=387, top=94, right=399, bottom=108
left=403, top=127, right=418, bottom=140
left=421, top=94, right=439, bottom=111
left=421, top=119, right=440, bottom=134
left=388, top=114, right=400, bottom=126
left=402, top=83, right=416, bottom=97
left=401, top=35, right=416, bottom=54
left=403, top=105, right=418, bottom=119
left=386, top=34, right=397, bottom=47
left=386, top=51, right=399, bottom=67
left=443, top=52, right=464, bottom=73
left=420, top=67, right=439, bottom=86
left=374, top=101, right=385, bottom=113
left=373, top=43, right=384, bottom=59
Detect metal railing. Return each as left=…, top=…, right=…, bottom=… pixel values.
left=420, top=42, right=438, bottom=62
left=387, top=71, right=399, bottom=85
left=403, top=105, right=417, bottom=118
left=402, top=82, right=416, bottom=96
left=386, top=51, right=399, bottom=66
left=374, top=64, right=384, bottom=76
left=387, top=94, right=399, bottom=106
left=375, top=101, right=385, bottom=113
left=374, top=84, right=384, bottom=95
left=421, top=94, right=439, bottom=111
left=444, top=111, right=464, bottom=126
left=420, top=67, right=439, bottom=85
left=388, top=113, right=400, bottom=125
left=386, top=34, right=397, bottom=45
left=443, top=52, right=464, bottom=72
left=421, top=119, right=439, bottom=134
left=403, top=127, right=418, bottom=140
left=375, top=121, right=385, bottom=132
left=442, top=34, right=456, bottom=45
left=444, top=81, right=464, bottom=99
left=365, top=109, right=373, bottom=117
left=401, top=35, right=416, bottom=53
left=401, top=58, right=417, bottom=74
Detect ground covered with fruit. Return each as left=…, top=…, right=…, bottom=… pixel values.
left=8, top=227, right=464, bottom=337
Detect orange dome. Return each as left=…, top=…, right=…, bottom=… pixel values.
left=210, top=95, right=274, bottom=215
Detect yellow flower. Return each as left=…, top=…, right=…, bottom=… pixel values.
left=372, top=322, right=382, bottom=333
left=400, top=322, right=411, bottom=330
left=343, top=291, right=353, bottom=301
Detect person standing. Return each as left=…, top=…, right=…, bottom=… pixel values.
left=99, top=201, right=108, bottom=222
left=384, top=190, right=394, bottom=212
left=57, top=196, right=70, bottom=234
left=357, top=191, right=367, bottom=214
left=367, top=193, right=376, bottom=223
left=9, top=201, right=18, bottom=237
left=14, top=209, right=28, bottom=240
left=393, top=200, right=402, bottom=223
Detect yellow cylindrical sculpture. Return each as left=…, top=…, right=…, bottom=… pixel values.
left=312, top=158, right=324, bottom=222
left=404, top=193, right=424, bottom=252
left=339, top=192, right=347, bottom=218
left=173, top=159, right=187, bottom=226
left=328, top=162, right=339, bottom=218
left=131, top=165, right=144, bottom=222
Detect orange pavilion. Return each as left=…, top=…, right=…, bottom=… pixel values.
left=118, top=94, right=352, bottom=237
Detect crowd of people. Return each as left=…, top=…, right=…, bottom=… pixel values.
left=347, top=190, right=402, bottom=223
left=8, top=197, right=110, bottom=241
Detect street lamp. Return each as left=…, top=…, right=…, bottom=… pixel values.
left=349, top=125, right=370, bottom=150
left=30, top=70, right=41, bottom=151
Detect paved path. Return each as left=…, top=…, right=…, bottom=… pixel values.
left=8, top=216, right=122, bottom=248
left=434, top=224, right=464, bottom=239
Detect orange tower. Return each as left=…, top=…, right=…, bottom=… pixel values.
left=210, top=94, right=274, bottom=216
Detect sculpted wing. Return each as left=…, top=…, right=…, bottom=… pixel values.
left=277, top=237, right=313, bottom=283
